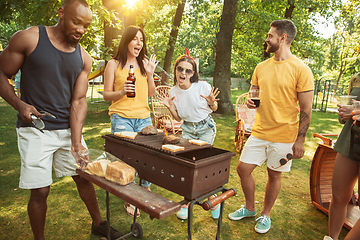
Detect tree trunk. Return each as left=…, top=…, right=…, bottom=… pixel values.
left=103, top=0, right=123, bottom=58
left=213, top=0, right=238, bottom=114
left=162, top=0, right=186, bottom=84
left=102, top=0, right=135, bottom=59
left=285, top=0, right=295, bottom=19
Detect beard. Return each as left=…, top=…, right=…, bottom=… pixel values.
left=67, top=33, right=81, bottom=44
left=266, top=41, right=280, bottom=53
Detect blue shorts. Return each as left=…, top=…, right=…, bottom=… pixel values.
left=110, top=114, right=152, bottom=188
left=181, top=115, right=216, bottom=144
left=110, top=114, right=152, bottom=134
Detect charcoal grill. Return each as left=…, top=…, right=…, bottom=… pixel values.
left=103, top=133, right=235, bottom=200
left=101, top=133, right=236, bottom=239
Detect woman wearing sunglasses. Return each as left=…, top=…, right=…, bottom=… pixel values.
left=160, top=54, right=220, bottom=220
left=103, top=25, right=158, bottom=217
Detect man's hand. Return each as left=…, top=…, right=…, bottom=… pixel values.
left=247, top=98, right=258, bottom=109
left=292, top=139, right=305, bottom=159
left=71, top=146, right=89, bottom=170
left=17, top=102, right=43, bottom=123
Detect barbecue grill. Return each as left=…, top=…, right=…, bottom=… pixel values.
left=79, top=133, right=236, bottom=239
left=103, top=133, right=235, bottom=200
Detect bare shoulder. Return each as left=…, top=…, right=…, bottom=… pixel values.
left=107, top=59, right=118, bottom=68
left=9, top=26, right=40, bottom=55
left=0, top=26, right=40, bottom=77
left=80, top=46, right=92, bottom=71
left=104, top=59, right=119, bottom=72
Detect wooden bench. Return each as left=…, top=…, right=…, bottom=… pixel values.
left=76, top=169, right=181, bottom=239
left=77, top=169, right=181, bottom=220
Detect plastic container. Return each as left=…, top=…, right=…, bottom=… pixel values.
left=339, top=95, right=357, bottom=105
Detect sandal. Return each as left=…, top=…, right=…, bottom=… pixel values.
left=124, top=202, right=140, bottom=217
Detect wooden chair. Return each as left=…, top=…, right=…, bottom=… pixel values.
left=150, top=85, right=182, bottom=135
left=234, top=92, right=256, bottom=153
left=310, top=133, right=360, bottom=230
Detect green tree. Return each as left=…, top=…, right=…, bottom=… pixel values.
left=162, top=0, right=187, bottom=84
left=331, top=1, right=360, bottom=92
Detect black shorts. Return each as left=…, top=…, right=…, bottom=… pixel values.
left=349, top=122, right=360, bottom=162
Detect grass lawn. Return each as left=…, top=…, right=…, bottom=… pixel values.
left=0, top=93, right=351, bottom=240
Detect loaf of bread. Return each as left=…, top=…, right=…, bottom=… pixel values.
left=163, top=135, right=180, bottom=144
left=162, top=144, right=184, bottom=152
left=140, top=125, right=158, bottom=135
left=86, top=159, right=111, bottom=177
left=114, top=131, right=138, bottom=139
left=105, top=161, right=136, bottom=185
left=189, top=139, right=208, bottom=146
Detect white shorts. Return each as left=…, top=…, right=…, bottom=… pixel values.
left=17, top=127, right=87, bottom=189
left=240, top=135, right=294, bottom=172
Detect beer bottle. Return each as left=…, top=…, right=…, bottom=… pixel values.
left=127, top=65, right=136, bottom=98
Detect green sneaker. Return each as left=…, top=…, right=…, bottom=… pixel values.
left=255, top=215, right=271, bottom=233
left=228, top=205, right=256, bottom=221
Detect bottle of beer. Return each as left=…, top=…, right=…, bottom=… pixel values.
left=127, top=65, right=136, bottom=98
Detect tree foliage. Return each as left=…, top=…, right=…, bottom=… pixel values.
left=320, top=0, right=360, bottom=91
left=0, top=0, right=61, bottom=47
left=2, top=0, right=359, bottom=96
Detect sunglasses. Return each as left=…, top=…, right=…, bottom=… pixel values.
left=272, top=153, right=293, bottom=169
left=176, top=66, right=194, bottom=75
left=31, top=111, right=56, bottom=133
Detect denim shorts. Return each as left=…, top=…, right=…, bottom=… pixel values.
left=181, top=115, right=216, bottom=144
left=110, top=114, right=153, bottom=134
left=110, top=114, right=152, bottom=188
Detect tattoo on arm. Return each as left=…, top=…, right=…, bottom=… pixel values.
left=298, top=110, right=310, bottom=137
left=298, top=123, right=310, bottom=137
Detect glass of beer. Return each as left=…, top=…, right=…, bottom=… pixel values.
left=249, top=89, right=260, bottom=107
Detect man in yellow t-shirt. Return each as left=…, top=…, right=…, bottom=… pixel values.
left=228, top=19, right=314, bottom=234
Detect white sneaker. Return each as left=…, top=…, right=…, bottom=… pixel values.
left=323, top=236, right=333, bottom=240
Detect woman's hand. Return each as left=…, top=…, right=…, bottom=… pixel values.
left=337, top=104, right=353, bottom=121
left=201, top=87, right=220, bottom=106
left=158, top=92, right=175, bottom=109
left=143, top=54, right=159, bottom=75
left=121, top=80, right=135, bottom=95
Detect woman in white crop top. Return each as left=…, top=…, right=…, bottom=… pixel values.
left=161, top=55, right=219, bottom=143
left=160, top=54, right=220, bottom=220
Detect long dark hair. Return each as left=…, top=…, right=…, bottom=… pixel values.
left=113, top=26, right=147, bottom=76
left=173, top=55, right=199, bottom=85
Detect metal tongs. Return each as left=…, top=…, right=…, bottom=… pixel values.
left=31, top=111, right=56, bottom=132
